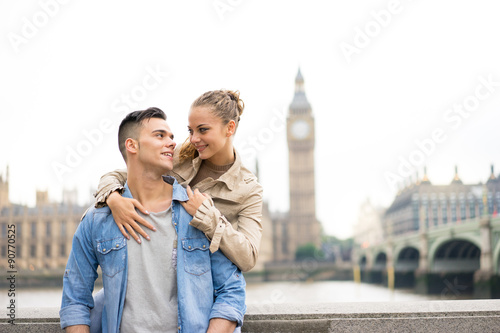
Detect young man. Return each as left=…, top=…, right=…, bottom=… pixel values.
left=60, top=108, right=246, bottom=333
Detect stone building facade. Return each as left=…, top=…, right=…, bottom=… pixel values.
left=384, top=166, right=500, bottom=237
left=0, top=167, right=87, bottom=272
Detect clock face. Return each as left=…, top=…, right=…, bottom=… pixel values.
left=291, top=119, right=310, bottom=140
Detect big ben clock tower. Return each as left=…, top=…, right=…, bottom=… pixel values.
left=286, top=68, right=321, bottom=259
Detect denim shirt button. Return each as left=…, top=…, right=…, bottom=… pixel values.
left=188, top=246, right=191, bottom=249
left=203, top=245, right=206, bottom=248
left=116, top=244, right=119, bottom=248
left=103, top=248, right=106, bottom=252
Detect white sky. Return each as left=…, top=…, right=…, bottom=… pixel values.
left=1, top=0, right=500, bottom=239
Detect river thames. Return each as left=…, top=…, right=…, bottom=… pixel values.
left=3, top=280, right=467, bottom=309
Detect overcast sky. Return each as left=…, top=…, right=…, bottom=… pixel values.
left=1, top=0, right=500, bottom=239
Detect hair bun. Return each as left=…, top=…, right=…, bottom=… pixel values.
left=226, top=90, right=244, bottom=118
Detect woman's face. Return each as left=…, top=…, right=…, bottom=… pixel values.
left=187, top=106, right=235, bottom=165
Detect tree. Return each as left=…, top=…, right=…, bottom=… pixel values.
left=295, top=243, right=324, bottom=261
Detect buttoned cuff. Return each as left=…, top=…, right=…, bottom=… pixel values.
left=94, top=185, right=124, bottom=208
left=190, top=198, right=226, bottom=253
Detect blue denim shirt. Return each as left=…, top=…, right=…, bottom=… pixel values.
left=60, top=180, right=246, bottom=332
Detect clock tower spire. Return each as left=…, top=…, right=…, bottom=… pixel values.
left=281, top=68, right=321, bottom=261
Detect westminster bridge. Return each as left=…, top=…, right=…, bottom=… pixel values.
left=352, top=214, right=500, bottom=298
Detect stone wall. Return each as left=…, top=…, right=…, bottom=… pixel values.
left=2, top=300, right=500, bottom=332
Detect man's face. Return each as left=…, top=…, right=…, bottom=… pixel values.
left=135, top=117, right=176, bottom=173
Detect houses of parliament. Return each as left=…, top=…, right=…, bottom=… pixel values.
left=0, top=69, right=323, bottom=275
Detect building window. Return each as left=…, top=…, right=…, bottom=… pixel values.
left=45, top=244, right=51, bottom=257
left=61, top=221, right=66, bottom=239
left=31, top=222, right=37, bottom=239
left=496, top=192, right=500, bottom=215
left=460, top=200, right=466, bottom=221
left=30, top=245, right=36, bottom=257
left=1, top=245, right=6, bottom=257
left=412, top=201, right=419, bottom=231
left=17, top=245, right=21, bottom=258
left=1, top=224, right=6, bottom=238
left=17, top=223, right=22, bottom=239
left=488, top=192, right=494, bottom=215
left=46, top=221, right=51, bottom=237
left=60, top=244, right=66, bottom=257
left=432, top=201, right=438, bottom=226
left=451, top=200, right=457, bottom=222
left=282, top=224, right=288, bottom=254
left=441, top=200, right=448, bottom=224
left=423, top=201, right=429, bottom=228
left=469, top=199, right=476, bottom=219
left=479, top=199, right=484, bottom=216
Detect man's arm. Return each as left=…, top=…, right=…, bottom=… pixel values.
left=60, top=210, right=99, bottom=330
left=65, top=325, right=90, bottom=333
left=207, top=318, right=237, bottom=333
left=208, top=249, right=246, bottom=331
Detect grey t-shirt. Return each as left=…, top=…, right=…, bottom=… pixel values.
left=120, top=208, right=178, bottom=333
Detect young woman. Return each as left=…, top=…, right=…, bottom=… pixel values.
left=95, top=90, right=263, bottom=271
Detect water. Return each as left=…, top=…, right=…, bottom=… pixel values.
left=3, top=281, right=450, bottom=308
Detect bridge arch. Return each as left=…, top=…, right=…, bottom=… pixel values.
left=394, top=246, right=420, bottom=272
left=373, top=252, right=387, bottom=270
left=430, top=238, right=480, bottom=272
left=493, top=239, right=500, bottom=274
left=393, top=241, right=419, bottom=264
left=428, top=234, right=481, bottom=269
left=359, top=255, right=367, bottom=269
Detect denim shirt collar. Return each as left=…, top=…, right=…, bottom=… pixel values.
left=121, top=176, right=189, bottom=202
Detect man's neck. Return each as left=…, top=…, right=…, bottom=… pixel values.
left=126, top=165, right=172, bottom=213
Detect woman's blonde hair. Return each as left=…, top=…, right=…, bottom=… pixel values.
left=179, top=90, right=244, bottom=161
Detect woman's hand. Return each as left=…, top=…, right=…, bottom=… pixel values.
left=180, top=186, right=210, bottom=216
left=107, top=191, right=155, bottom=243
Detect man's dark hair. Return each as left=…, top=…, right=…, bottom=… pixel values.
left=118, top=107, right=167, bottom=162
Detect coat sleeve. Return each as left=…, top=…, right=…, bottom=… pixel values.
left=94, top=169, right=128, bottom=208
left=190, top=181, right=263, bottom=272
left=209, top=250, right=246, bottom=327
left=59, top=210, right=99, bottom=329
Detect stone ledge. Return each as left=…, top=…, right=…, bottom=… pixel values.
left=245, top=299, right=500, bottom=319
left=2, top=300, right=499, bottom=332
left=243, top=300, right=500, bottom=332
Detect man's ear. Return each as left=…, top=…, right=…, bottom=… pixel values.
left=125, top=138, right=138, bottom=155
